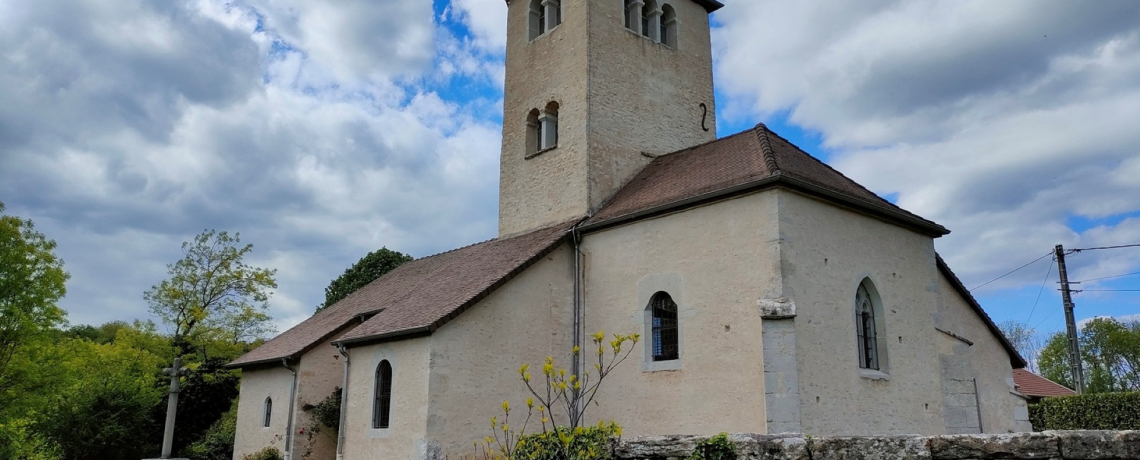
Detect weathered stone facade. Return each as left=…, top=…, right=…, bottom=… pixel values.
left=615, top=431, right=1140, bottom=460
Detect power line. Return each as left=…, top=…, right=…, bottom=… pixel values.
left=1076, top=289, right=1140, bottom=292
left=970, top=251, right=1053, bottom=292
left=1072, top=270, right=1140, bottom=284
left=1025, top=257, right=1055, bottom=324
left=1070, top=243, right=1140, bottom=252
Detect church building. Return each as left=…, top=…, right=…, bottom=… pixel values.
left=228, top=1, right=1033, bottom=459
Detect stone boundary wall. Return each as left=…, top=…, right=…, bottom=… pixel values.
left=614, top=431, right=1139, bottom=460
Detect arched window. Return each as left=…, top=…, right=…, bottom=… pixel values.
left=526, top=109, right=542, bottom=156
left=624, top=0, right=632, bottom=29
left=641, top=1, right=653, bottom=38
left=660, top=4, right=677, bottom=48
left=528, top=0, right=545, bottom=40
left=530, top=0, right=561, bottom=41
left=855, top=281, right=886, bottom=371
left=540, top=102, right=559, bottom=150
left=263, top=397, right=272, bottom=427
left=650, top=292, right=678, bottom=361
left=373, top=360, right=392, bottom=429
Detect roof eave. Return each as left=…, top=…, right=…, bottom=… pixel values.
left=333, top=326, right=434, bottom=348
left=581, top=174, right=949, bottom=237
left=225, top=316, right=366, bottom=369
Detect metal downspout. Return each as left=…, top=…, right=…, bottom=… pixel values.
left=282, top=358, right=298, bottom=460
left=571, top=223, right=584, bottom=421
left=335, top=345, right=350, bottom=460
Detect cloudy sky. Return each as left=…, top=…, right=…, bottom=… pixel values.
left=2, top=0, right=1137, bottom=342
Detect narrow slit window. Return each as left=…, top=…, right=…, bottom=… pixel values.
left=373, top=360, right=392, bottom=429
left=263, top=397, right=272, bottom=427
left=650, top=292, right=679, bottom=361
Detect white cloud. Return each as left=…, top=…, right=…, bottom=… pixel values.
left=713, top=0, right=1140, bottom=290
left=0, top=0, right=501, bottom=331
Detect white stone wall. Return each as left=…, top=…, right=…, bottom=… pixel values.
left=934, top=273, right=1031, bottom=433
left=341, top=336, right=432, bottom=460
left=234, top=366, right=295, bottom=460
left=776, top=189, right=948, bottom=435
left=579, top=191, right=777, bottom=437
left=425, top=244, right=576, bottom=457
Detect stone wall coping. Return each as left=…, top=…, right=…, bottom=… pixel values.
left=614, top=431, right=1140, bottom=460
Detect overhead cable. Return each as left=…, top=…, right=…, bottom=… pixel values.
left=970, top=251, right=1053, bottom=292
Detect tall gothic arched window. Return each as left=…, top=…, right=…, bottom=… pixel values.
left=650, top=292, right=679, bottom=361
left=855, top=282, right=880, bottom=370
left=373, top=360, right=393, bottom=429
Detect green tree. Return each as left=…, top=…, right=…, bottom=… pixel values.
left=37, top=337, right=166, bottom=460
left=144, top=230, right=277, bottom=356
left=1037, top=318, right=1140, bottom=393
left=318, top=247, right=412, bottom=312
left=0, top=202, right=69, bottom=392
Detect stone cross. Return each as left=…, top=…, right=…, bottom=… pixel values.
left=157, top=356, right=190, bottom=459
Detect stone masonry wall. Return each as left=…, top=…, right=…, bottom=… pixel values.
left=615, top=432, right=1140, bottom=460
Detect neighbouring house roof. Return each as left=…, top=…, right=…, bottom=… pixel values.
left=502, top=0, right=725, bottom=13
left=581, top=124, right=949, bottom=237
left=936, top=254, right=1028, bottom=369
left=227, top=220, right=574, bottom=367
left=1013, top=369, right=1077, bottom=398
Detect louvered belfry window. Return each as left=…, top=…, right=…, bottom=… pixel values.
left=651, top=292, right=679, bottom=361
left=855, top=284, right=879, bottom=370
left=373, top=360, right=392, bottom=429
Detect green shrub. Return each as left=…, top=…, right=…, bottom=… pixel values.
left=689, top=433, right=735, bottom=460
left=1029, top=392, right=1140, bottom=431
left=183, top=403, right=237, bottom=460
left=242, top=446, right=284, bottom=460
left=301, top=387, right=342, bottom=432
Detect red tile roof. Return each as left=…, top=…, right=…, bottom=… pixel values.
left=582, top=124, right=948, bottom=237
left=1014, top=369, right=1077, bottom=397
left=228, top=220, right=574, bottom=367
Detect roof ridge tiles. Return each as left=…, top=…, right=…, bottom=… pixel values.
left=760, top=127, right=925, bottom=220
left=754, top=123, right=781, bottom=175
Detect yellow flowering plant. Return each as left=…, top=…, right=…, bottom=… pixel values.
left=464, top=330, right=638, bottom=460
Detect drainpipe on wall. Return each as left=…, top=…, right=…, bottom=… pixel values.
left=282, top=358, right=298, bottom=460
left=335, top=345, right=350, bottom=460
left=571, top=223, right=584, bottom=422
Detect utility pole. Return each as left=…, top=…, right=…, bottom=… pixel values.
left=1055, top=244, right=1085, bottom=394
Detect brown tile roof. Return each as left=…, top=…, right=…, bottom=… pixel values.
left=582, top=124, right=948, bottom=236
left=936, top=254, right=1028, bottom=369
left=1014, top=369, right=1077, bottom=398
left=228, top=220, right=574, bottom=367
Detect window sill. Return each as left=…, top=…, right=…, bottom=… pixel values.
left=642, top=359, right=681, bottom=372
left=367, top=427, right=392, bottom=439
left=624, top=28, right=675, bottom=50
left=525, top=145, right=557, bottom=160
left=528, top=25, right=561, bottom=44
left=859, top=369, right=890, bottom=381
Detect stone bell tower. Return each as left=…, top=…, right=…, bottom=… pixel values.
left=498, top=0, right=722, bottom=237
